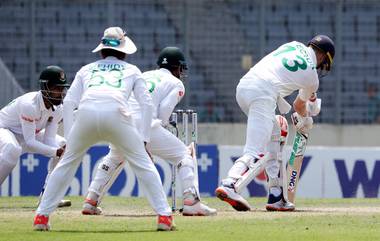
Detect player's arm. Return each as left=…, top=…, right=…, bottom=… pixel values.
left=292, top=84, right=318, bottom=133
left=19, top=104, right=58, bottom=157
left=133, top=72, right=153, bottom=143
left=43, top=117, right=60, bottom=147
left=293, top=96, right=307, bottom=117
left=158, top=84, right=185, bottom=126
left=43, top=107, right=64, bottom=147
left=63, top=70, right=83, bottom=138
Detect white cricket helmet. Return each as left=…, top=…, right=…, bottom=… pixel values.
left=92, top=27, right=137, bottom=55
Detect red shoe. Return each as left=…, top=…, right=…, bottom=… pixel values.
left=157, top=215, right=175, bottom=231
left=215, top=186, right=251, bottom=211
left=82, top=198, right=102, bottom=215
left=33, top=214, right=50, bottom=231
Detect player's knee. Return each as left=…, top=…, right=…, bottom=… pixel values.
left=2, top=143, right=22, bottom=166
left=235, top=154, right=254, bottom=166
left=97, top=156, right=123, bottom=173
left=178, top=154, right=194, bottom=169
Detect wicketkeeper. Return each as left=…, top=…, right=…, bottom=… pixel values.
left=0, top=66, right=70, bottom=207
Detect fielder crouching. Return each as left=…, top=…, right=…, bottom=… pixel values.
left=34, top=27, right=175, bottom=231
left=0, top=66, right=70, bottom=208
left=82, top=47, right=216, bottom=217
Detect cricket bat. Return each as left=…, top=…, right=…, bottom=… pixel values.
left=286, top=131, right=309, bottom=203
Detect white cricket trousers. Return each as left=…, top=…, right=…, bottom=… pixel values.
left=88, top=124, right=196, bottom=196
left=226, top=77, right=285, bottom=189
left=147, top=125, right=196, bottom=192
left=37, top=107, right=171, bottom=216
left=0, top=128, right=64, bottom=186
left=236, top=80, right=278, bottom=159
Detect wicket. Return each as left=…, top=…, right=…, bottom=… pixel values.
left=170, top=109, right=198, bottom=212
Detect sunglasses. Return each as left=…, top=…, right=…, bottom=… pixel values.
left=102, top=38, right=121, bottom=47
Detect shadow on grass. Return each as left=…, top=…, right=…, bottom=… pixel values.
left=220, top=209, right=325, bottom=213
left=103, top=214, right=156, bottom=218
left=52, top=229, right=162, bottom=233
left=0, top=206, right=36, bottom=210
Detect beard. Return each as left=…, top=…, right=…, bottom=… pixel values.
left=49, top=97, right=63, bottom=106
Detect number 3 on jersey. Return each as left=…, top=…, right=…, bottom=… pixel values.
left=274, top=45, right=307, bottom=72
left=146, top=76, right=161, bottom=93
left=88, top=69, right=124, bottom=88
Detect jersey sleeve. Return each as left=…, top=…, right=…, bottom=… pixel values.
left=18, top=101, right=56, bottom=157
left=63, top=69, right=84, bottom=138
left=158, top=83, right=185, bottom=126
left=64, top=68, right=84, bottom=107
left=298, top=81, right=318, bottom=101
left=132, top=69, right=153, bottom=143
left=43, top=108, right=62, bottom=147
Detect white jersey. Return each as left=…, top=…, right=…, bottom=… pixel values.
left=240, top=41, right=319, bottom=101
left=63, top=56, right=153, bottom=142
left=128, top=68, right=185, bottom=126
left=0, top=91, right=62, bottom=157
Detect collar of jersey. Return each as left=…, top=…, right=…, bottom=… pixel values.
left=38, top=91, right=49, bottom=111
left=158, top=68, right=172, bottom=75
left=307, top=46, right=317, bottom=68
left=104, top=56, right=118, bottom=60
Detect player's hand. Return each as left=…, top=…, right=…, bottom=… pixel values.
left=56, top=145, right=66, bottom=158
left=169, top=120, right=177, bottom=128
left=306, top=93, right=322, bottom=117
left=291, top=112, right=313, bottom=133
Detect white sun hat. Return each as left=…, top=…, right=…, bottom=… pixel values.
left=92, top=27, right=137, bottom=54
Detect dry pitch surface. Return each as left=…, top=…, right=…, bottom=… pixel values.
left=0, top=196, right=379, bottom=241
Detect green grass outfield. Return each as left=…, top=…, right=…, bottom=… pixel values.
left=0, top=196, right=379, bottom=241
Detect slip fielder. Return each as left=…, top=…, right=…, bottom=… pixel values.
left=33, top=27, right=174, bottom=231
left=82, top=47, right=216, bottom=216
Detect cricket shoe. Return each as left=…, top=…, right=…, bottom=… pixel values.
left=182, top=191, right=217, bottom=216
left=82, top=198, right=102, bottom=215
left=57, top=199, right=72, bottom=208
left=215, top=185, right=251, bottom=211
left=266, top=191, right=295, bottom=212
left=37, top=189, right=71, bottom=208
left=157, top=215, right=176, bottom=231
left=33, top=214, right=50, bottom=231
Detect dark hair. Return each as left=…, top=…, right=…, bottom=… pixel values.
left=162, top=65, right=180, bottom=73
left=100, top=49, right=126, bottom=60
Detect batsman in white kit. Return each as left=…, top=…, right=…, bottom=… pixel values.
left=215, top=35, right=335, bottom=211
left=82, top=47, right=216, bottom=216
left=0, top=66, right=70, bottom=207
left=34, top=27, right=175, bottom=231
